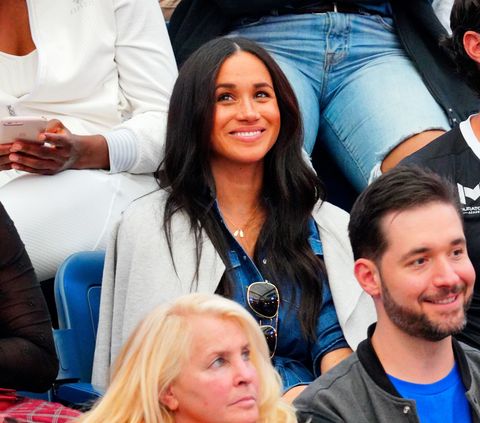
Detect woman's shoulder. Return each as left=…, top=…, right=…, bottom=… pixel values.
left=311, top=200, right=351, bottom=252
left=312, top=200, right=349, bottom=226
left=119, top=188, right=169, bottom=231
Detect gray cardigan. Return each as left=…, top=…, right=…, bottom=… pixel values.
left=92, top=189, right=375, bottom=389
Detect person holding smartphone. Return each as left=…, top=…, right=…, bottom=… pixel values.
left=0, top=0, right=177, bottom=281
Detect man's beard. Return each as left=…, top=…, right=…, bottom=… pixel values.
left=380, top=275, right=471, bottom=342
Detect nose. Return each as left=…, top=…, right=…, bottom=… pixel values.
left=237, top=98, right=260, bottom=122
left=432, top=257, right=462, bottom=288
left=233, top=358, right=257, bottom=386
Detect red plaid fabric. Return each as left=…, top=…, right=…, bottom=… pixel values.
left=0, top=398, right=81, bottom=423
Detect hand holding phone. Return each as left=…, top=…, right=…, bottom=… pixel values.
left=0, top=116, right=47, bottom=144
left=2, top=118, right=109, bottom=175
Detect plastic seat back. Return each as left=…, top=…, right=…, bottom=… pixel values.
left=54, top=251, right=105, bottom=383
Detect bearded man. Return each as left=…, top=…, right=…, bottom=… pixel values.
left=295, top=166, right=480, bottom=423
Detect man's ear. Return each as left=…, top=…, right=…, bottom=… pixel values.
left=463, top=30, right=480, bottom=65
left=354, top=258, right=381, bottom=298
left=159, top=385, right=179, bottom=411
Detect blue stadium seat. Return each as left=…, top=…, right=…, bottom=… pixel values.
left=52, top=251, right=105, bottom=406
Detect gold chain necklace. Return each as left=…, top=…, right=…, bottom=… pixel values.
left=221, top=204, right=260, bottom=239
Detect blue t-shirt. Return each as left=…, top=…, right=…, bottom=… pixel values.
left=214, top=203, right=348, bottom=391
left=388, top=364, right=472, bottom=423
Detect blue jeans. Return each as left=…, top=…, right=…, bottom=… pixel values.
left=229, top=12, right=450, bottom=190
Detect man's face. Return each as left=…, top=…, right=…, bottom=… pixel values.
left=376, top=202, right=475, bottom=341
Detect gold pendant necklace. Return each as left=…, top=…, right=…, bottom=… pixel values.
left=233, top=228, right=245, bottom=238
left=221, top=203, right=260, bottom=239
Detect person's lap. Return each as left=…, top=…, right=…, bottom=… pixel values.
left=229, top=12, right=450, bottom=190
left=0, top=169, right=157, bottom=280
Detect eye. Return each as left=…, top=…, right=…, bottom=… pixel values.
left=255, top=91, right=269, bottom=98
left=410, top=257, right=427, bottom=267
left=210, top=356, right=226, bottom=369
left=216, top=93, right=234, bottom=102
left=241, top=348, right=251, bottom=361
left=451, top=248, right=464, bottom=258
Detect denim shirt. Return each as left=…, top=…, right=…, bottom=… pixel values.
left=214, top=204, right=348, bottom=391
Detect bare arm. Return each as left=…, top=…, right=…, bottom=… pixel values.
left=320, top=347, right=352, bottom=374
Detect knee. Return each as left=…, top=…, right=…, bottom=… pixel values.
left=381, top=129, right=446, bottom=173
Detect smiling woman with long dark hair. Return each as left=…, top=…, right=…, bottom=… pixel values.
left=93, top=37, right=375, bottom=399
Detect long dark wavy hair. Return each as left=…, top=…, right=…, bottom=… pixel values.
left=155, top=37, right=326, bottom=340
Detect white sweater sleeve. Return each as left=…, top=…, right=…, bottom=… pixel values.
left=105, top=0, right=178, bottom=174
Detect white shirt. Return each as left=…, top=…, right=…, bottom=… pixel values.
left=0, top=0, right=178, bottom=174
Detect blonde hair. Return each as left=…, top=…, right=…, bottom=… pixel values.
left=76, top=293, right=296, bottom=423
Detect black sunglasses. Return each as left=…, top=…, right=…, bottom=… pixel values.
left=247, top=281, right=279, bottom=357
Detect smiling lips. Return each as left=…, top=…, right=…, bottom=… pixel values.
left=422, top=284, right=466, bottom=306
left=426, top=294, right=459, bottom=305
left=229, top=127, right=265, bottom=141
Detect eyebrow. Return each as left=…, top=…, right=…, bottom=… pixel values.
left=399, top=237, right=466, bottom=262
left=205, top=343, right=250, bottom=358
left=215, top=82, right=273, bottom=90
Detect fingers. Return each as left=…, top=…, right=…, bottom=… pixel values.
left=6, top=126, right=80, bottom=174
left=10, top=138, right=71, bottom=161
left=8, top=138, right=72, bottom=174
left=41, top=132, right=71, bottom=145
left=0, top=159, right=12, bottom=170
left=0, top=143, right=12, bottom=155
left=9, top=153, right=61, bottom=173
left=45, top=119, right=65, bottom=134
left=0, top=144, right=12, bottom=170
left=38, top=119, right=66, bottom=142
left=10, top=162, right=57, bottom=175
left=8, top=153, right=63, bottom=171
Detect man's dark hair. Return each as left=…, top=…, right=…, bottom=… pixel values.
left=348, top=166, right=461, bottom=262
left=443, top=0, right=480, bottom=95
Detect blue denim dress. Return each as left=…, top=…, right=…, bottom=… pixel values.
left=214, top=205, right=348, bottom=391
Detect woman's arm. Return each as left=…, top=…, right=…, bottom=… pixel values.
left=282, top=345, right=352, bottom=403
left=310, top=273, right=352, bottom=377
left=282, top=385, right=307, bottom=404
left=7, top=0, right=177, bottom=175
left=105, top=0, right=178, bottom=174
left=320, top=347, right=352, bottom=374
left=0, top=202, right=58, bottom=392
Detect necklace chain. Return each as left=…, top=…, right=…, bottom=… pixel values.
left=221, top=203, right=260, bottom=239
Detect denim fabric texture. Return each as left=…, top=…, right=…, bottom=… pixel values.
left=229, top=8, right=450, bottom=190
left=214, top=204, right=348, bottom=391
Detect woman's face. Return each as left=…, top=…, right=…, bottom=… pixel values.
left=210, top=51, right=281, bottom=167
left=162, top=315, right=260, bottom=423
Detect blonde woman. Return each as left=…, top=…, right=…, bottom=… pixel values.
left=80, top=293, right=296, bottom=423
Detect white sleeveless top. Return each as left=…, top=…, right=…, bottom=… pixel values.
left=0, top=49, right=37, bottom=99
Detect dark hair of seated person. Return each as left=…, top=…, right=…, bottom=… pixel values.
left=0, top=202, right=58, bottom=392
left=442, top=0, right=480, bottom=95
left=158, top=36, right=326, bottom=339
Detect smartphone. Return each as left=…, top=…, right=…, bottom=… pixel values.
left=0, top=116, right=48, bottom=144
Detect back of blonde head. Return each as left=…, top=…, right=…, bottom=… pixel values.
left=76, top=293, right=296, bottom=423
